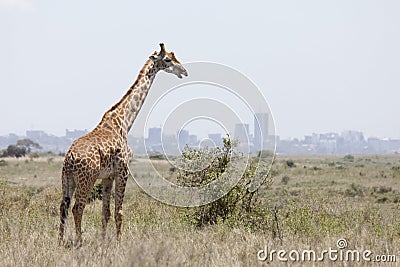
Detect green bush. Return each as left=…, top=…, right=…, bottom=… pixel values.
left=371, top=186, right=400, bottom=203
left=257, top=150, right=274, bottom=159
left=373, top=186, right=392, bottom=194
left=281, top=176, right=290, bottom=185
left=391, top=165, right=400, bottom=171
left=149, top=153, right=166, bottom=160
left=178, top=137, right=272, bottom=229
left=285, top=160, right=296, bottom=168
left=88, top=182, right=103, bottom=202
left=344, top=183, right=365, bottom=197
left=343, top=154, right=355, bottom=162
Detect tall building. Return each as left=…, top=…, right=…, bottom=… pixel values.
left=147, top=127, right=162, bottom=145
left=254, top=113, right=269, bottom=150
left=65, top=129, right=88, bottom=140
left=208, top=133, right=223, bottom=147
left=341, top=130, right=365, bottom=143
left=188, top=134, right=198, bottom=146
left=234, top=123, right=250, bottom=144
left=26, top=130, right=48, bottom=140
left=178, top=129, right=189, bottom=148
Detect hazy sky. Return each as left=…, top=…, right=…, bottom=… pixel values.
left=1, top=0, right=399, bottom=139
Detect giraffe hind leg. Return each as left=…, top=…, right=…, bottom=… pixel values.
left=72, top=178, right=95, bottom=248
left=101, top=177, right=113, bottom=238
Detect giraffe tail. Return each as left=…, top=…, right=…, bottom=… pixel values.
left=59, top=153, right=75, bottom=244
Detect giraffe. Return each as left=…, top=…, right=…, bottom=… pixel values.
left=58, top=43, right=187, bottom=246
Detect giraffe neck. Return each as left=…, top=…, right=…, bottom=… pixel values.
left=100, top=59, right=159, bottom=137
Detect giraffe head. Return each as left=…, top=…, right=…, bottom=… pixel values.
left=149, top=43, right=188, bottom=78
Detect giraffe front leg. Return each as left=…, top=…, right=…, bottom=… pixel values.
left=114, top=167, right=128, bottom=240
left=102, top=177, right=113, bottom=238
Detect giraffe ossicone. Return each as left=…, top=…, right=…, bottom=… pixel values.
left=58, top=43, right=187, bottom=247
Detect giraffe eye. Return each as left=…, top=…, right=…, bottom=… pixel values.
left=164, top=57, right=172, bottom=62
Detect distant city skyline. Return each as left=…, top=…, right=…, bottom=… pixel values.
left=1, top=127, right=399, bottom=155
left=2, top=124, right=400, bottom=141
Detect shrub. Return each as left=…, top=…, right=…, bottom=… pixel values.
left=370, top=186, right=400, bottom=204
left=392, top=166, right=400, bottom=178
left=373, top=186, right=392, bottom=194
left=281, top=176, right=290, bottom=185
left=344, top=183, right=365, bottom=197
left=178, top=136, right=272, bottom=228
left=30, top=153, right=40, bottom=159
left=343, top=154, right=355, bottom=162
left=2, top=145, right=26, bottom=158
left=149, top=153, right=166, bottom=160
left=1, top=139, right=42, bottom=158
left=286, top=160, right=296, bottom=168
left=257, top=150, right=274, bottom=159
left=392, top=165, right=400, bottom=171
left=88, top=182, right=103, bottom=202
left=376, top=196, right=389, bottom=203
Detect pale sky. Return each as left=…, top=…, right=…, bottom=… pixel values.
left=1, top=0, right=399, bottom=139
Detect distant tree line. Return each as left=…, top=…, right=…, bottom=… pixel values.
left=0, top=139, right=41, bottom=158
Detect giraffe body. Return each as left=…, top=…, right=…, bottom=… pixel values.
left=58, top=44, right=187, bottom=246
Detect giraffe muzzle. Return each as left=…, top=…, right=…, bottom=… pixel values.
left=176, top=65, right=188, bottom=78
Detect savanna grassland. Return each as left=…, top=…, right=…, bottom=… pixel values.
left=0, top=154, right=399, bottom=266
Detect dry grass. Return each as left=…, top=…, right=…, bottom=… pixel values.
left=0, top=154, right=399, bottom=266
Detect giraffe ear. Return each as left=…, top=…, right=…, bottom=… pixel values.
left=149, top=55, right=158, bottom=61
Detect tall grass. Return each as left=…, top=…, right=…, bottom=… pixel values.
left=0, top=154, right=399, bottom=266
